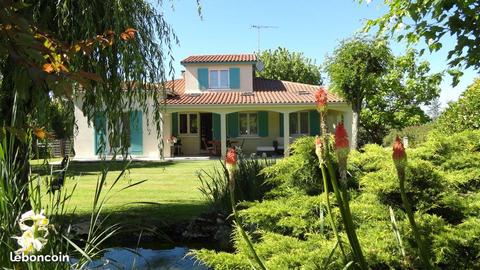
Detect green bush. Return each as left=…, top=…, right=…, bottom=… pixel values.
left=261, top=136, right=323, bottom=196
left=238, top=194, right=340, bottom=238
left=195, top=130, right=480, bottom=269
left=435, top=78, right=480, bottom=134
left=197, top=150, right=274, bottom=212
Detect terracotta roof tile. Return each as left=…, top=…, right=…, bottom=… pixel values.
left=180, top=54, right=257, bottom=64
left=165, top=78, right=344, bottom=106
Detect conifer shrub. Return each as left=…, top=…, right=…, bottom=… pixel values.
left=194, top=131, right=480, bottom=269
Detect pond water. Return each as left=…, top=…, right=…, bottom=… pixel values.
left=85, top=246, right=208, bottom=270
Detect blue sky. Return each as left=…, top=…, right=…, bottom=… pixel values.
left=162, top=0, right=478, bottom=107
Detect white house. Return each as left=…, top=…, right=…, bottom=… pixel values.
left=73, top=53, right=353, bottom=159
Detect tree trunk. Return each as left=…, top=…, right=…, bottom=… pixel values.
left=351, top=109, right=360, bottom=150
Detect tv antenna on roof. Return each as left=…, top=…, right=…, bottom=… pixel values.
left=251, top=25, right=278, bottom=54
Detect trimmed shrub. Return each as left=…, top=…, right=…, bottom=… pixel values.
left=194, top=130, right=480, bottom=269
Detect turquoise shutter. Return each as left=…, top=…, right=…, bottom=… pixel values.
left=258, top=111, right=269, bottom=137
left=130, top=111, right=143, bottom=154
left=309, top=110, right=320, bottom=135
left=94, top=113, right=106, bottom=155
left=279, top=113, right=284, bottom=137
left=212, top=113, right=221, bottom=140
left=227, top=113, right=239, bottom=137
left=171, top=112, right=178, bottom=136
left=229, top=67, right=240, bottom=89
left=198, top=68, right=209, bottom=90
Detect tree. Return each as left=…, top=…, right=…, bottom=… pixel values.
left=428, top=97, right=442, bottom=120
left=362, top=0, right=480, bottom=85
left=360, top=49, right=442, bottom=144
left=257, top=47, right=322, bottom=85
left=324, top=36, right=391, bottom=149
left=0, top=0, right=178, bottom=160
left=435, top=78, right=480, bottom=134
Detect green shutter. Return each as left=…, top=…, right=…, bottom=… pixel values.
left=309, top=110, right=320, bottom=135
left=258, top=111, right=269, bottom=137
left=227, top=113, right=239, bottom=137
left=94, top=113, right=106, bottom=155
left=212, top=113, right=221, bottom=140
left=171, top=112, right=178, bottom=136
left=198, top=68, right=209, bottom=90
left=130, top=111, right=143, bottom=154
left=279, top=113, right=284, bottom=137
left=229, top=67, right=240, bottom=89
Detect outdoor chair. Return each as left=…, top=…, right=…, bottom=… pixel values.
left=48, top=155, right=70, bottom=193
left=202, top=137, right=215, bottom=155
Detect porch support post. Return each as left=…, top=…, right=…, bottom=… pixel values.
left=283, top=112, right=290, bottom=157
left=342, top=109, right=353, bottom=149
left=220, top=113, right=227, bottom=158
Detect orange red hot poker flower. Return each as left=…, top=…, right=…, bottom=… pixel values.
left=392, top=136, right=406, bottom=161
left=225, top=148, right=237, bottom=171
left=392, top=136, right=407, bottom=172
left=315, top=88, right=328, bottom=112
left=334, top=122, right=349, bottom=150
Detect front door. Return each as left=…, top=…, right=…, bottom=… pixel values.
left=200, top=113, right=213, bottom=150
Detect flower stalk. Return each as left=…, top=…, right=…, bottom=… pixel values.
left=316, top=136, right=347, bottom=261
left=314, top=92, right=368, bottom=270
left=392, top=136, right=432, bottom=269
left=225, top=148, right=268, bottom=270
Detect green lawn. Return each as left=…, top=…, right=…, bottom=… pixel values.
left=34, top=159, right=219, bottom=225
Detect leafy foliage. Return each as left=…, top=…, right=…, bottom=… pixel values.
left=383, top=124, right=433, bottom=148
left=262, top=136, right=329, bottom=196
left=0, top=0, right=178, bottom=159
left=257, top=47, right=322, bottom=85
left=326, top=38, right=442, bottom=146
left=360, top=50, right=442, bottom=145
left=362, top=0, right=480, bottom=81
left=435, top=78, right=480, bottom=134
left=197, top=151, right=274, bottom=213
left=324, top=36, right=390, bottom=148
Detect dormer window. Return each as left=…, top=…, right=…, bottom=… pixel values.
left=209, top=70, right=229, bottom=89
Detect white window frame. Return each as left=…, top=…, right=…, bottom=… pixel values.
left=290, top=111, right=309, bottom=135
left=209, top=69, right=229, bottom=89
left=239, top=112, right=258, bottom=137
left=179, top=113, right=199, bottom=135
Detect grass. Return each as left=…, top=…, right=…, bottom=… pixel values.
left=33, top=159, right=220, bottom=226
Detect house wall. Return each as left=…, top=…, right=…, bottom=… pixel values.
left=184, top=63, right=254, bottom=93
left=162, top=108, right=353, bottom=157
left=73, top=94, right=95, bottom=159
left=73, top=94, right=162, bottom=159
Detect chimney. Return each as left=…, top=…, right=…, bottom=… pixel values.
left=181, top=70, right=185, bottom=79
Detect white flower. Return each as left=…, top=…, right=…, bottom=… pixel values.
left=366, top=0, right=372, bottom=4
left=13, top=209, right=49, bottom=254
left=13, top=229, right=46, bottom=255
left=20, top=209, right=49, bottom=228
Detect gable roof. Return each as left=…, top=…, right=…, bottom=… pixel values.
left=164, top=78, right=344, bottom=106
left=180, top=54, right=257, bottom=65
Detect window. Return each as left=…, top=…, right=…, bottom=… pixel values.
left=289, top=112, right=309, bottom=135
left=209, top=70, right=229, bottom=89
left=108, top=112, right=131, bottom=153
left=179, top=113, right=199, bottom=134
left=239, top=113, right=258, bottom=136
left=189, top=114, right=198, bottom=133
